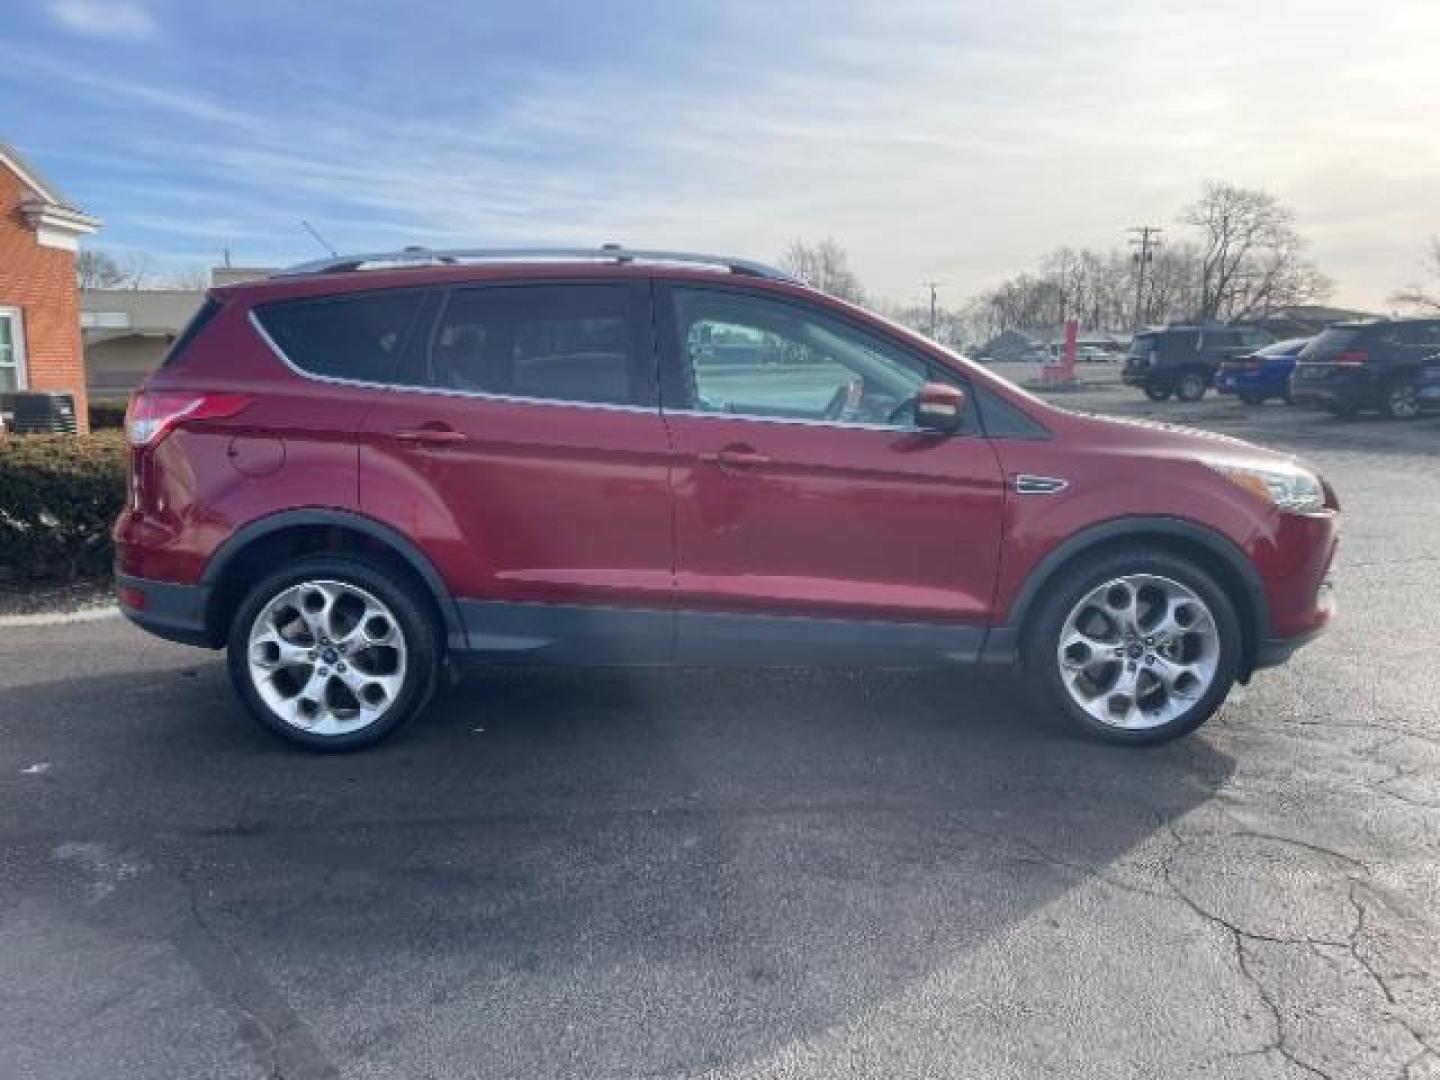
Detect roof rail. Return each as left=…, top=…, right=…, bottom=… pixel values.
left=273, top=245, right=804, bottom=284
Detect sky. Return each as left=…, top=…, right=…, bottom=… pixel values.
left=3, top=0, right=1438, bottom=311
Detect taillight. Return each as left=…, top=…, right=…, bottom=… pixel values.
left=125, top=390, right=251, bottom=447
left=1334, top=349, right=1369, bottom=366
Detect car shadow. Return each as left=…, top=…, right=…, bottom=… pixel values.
left=0, top=660, right=1235, bottom=1076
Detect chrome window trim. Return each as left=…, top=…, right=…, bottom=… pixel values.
left=659, top=406, right=963, bottom=436
left=248, top=310, right=659, bottom=417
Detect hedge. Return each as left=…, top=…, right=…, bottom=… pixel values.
left=0, top=433, right=128, bottom=587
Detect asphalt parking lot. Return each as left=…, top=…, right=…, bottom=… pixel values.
left=2, top=373, right=1438, bottom=1079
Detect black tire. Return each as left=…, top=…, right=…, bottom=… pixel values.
left=1238, top=392, right=1266, bottom=407
left=1381, top=377, right=1421, bottom=421
left=1143, top=384, right=1172, bottom=402
left=1020, top=547, right=1243, bottom=746
left=1325, top=399, right=1360, bottom=418
left=226, top=553, right=441, bottom=751
left=1175, top=369, right=1208, bottom=402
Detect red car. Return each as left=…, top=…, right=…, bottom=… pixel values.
left=115, top=248, right=1339, bottom=750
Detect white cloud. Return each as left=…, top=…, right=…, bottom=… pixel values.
left=23, top=0, right=1440, bottom=310
left=45, top=0, right=158, bottom=42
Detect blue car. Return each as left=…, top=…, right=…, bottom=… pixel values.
left=1215, top=337, right=1311, bottom=405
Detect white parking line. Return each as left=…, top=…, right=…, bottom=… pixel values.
left=0, top=606, right=120, bottom=628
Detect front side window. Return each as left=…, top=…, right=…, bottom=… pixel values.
left=0, top=309, right=25, bottom=392
left=423, top=284, right=646, bottom=406
left=256, top=290, right=426, bottom=382
left=672, top=287, right=947, bottom=428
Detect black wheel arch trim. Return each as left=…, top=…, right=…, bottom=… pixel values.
left=989, top=515, right=1269, bottom=671
left=201, top=508, right=466, bottom=650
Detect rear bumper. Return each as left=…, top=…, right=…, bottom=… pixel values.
left=1253, top=622, right=1329, bottom=671
left=115, top=572, right=216, bottom=648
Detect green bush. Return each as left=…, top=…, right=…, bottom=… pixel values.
left=0, top=433, right=128, bottom=586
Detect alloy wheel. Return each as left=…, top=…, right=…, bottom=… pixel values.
left=246, top=579, right=408, bottom=736
left=1055, top=574, right=1219, bottom=730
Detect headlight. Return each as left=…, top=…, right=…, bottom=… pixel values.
left=1210, top=461, right=1326, bottom=514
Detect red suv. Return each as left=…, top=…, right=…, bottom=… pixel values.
left=114, top=248, right=1339, bottom=750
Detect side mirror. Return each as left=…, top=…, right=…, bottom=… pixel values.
left=913, top=382, right=966, bottom=433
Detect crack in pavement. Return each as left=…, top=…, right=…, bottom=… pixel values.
left=172, top=862, right=340, bottom=1080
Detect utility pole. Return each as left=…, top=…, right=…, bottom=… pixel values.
left=921, top=280, right=943, bottom=339
left=1128, top=226, right=1162, bottom=328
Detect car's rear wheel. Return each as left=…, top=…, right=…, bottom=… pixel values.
left=1238, top=392, right=1266, bottom=406
left=1381, top=377, right=1421, bottom=420
left=1022, top=549, right=1242, bottom=745
left=227, top=554, right=440, bottom=750
left=1175, top=370, right=1208, bottom=402
left=1143, top=384, right=1171, bottom=402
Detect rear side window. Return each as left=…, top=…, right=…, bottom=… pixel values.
left=419, top=284, right=648, bottom=406
left=162, top=297, right=221, bottom=366
left=256, top=291, right=426, bottom=382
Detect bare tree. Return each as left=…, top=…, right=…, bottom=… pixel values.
left=1182, top=182, right=1330, bottom=320
left=76, top=248, right=154, bottom=290
left=1389, top=238, right=1440, bottom=313
left=166, top=265, right=212, bottom=290
left=779, top=239, right=866, bottom=304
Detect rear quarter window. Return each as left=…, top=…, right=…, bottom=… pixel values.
left=255, top=290, right=427, bottom=382
left=162, top=297, right=222, bottom=367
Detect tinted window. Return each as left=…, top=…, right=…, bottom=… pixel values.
left=163, top=297, right=221, bottom=366
left=257, top=291, right=425, bottom=381
left=672, top=287, right=965, bottom=430
left=423, top=284, right=645, bottom=406
left=1128, top=335, right=1157, bottom=359
left=1300, top=328, right=1361, bottom=360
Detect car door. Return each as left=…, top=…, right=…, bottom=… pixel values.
left=359, top=279, right=674, bottom=661
left=656, top=281, right=1006, bottom=664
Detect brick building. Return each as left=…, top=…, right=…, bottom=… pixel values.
left=0, top=139, right=100, bottom=431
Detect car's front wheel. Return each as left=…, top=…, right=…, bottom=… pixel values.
left=227, top=554, right=441, bottom=750
left=1022, top=549, right=1242, bottom=745
left=1143, top=384, right=1172, bottom=402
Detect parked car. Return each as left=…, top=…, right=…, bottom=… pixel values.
left=1290, top=318, right=1440, bottom=419
left=1123, top=324, right=1275, bottom=401
left=1419, top=353, right=1440, bottom=409
left=1215, top=338, right=1311, bottom=405
left=115, top=247, right=1339, bottom=751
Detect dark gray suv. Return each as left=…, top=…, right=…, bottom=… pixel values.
left=1122, top=324, right=1274, bottom=402
left=1290, top=319, right=1440, bottom=419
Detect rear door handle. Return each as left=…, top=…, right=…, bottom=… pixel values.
left=700, top=447, right=770, bottom=469
left=394, top=426, right=468, bottom=447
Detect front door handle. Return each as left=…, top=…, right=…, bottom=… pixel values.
left=700, top=446, right=770, bottom=469
left=395, top=425, right=468, bottom=447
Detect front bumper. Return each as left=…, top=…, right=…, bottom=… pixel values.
left=115, top=572, right=216, bottom=648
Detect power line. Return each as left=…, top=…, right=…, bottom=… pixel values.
left=1128, top=226, right=1162, bottom=328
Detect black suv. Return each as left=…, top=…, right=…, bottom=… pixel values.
left=1290, top=319, right=1440, bottom=419
left=1122, top=324, right=1274, bottom=402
